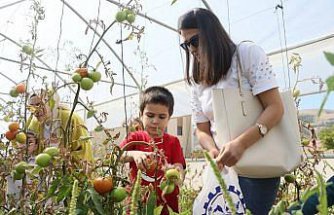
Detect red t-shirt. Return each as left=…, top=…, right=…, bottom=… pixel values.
left=120, top=131, right=186, bottom=214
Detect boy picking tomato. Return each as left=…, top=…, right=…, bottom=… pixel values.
left=120, top=86, right=186, bottom=214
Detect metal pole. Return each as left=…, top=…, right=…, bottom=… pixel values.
left=0, top=56, right=137, bottom=88
left=60, top=0, right=141, bottom=90
left=105, top=0, right=178, bottom=33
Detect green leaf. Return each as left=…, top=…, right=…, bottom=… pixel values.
left=318, top=91, right=330, bottom=117
left=30, top=165, right=43, bottom=175
left=154, top=205, right=164, bottom=215
left=171, top=0, right=177, bottom=5
left=95, top=61, right=102, bottom=70
left=48, top=97, right=55, bottom=110
left=146, top=191, right=157, bottom=214
left=301, top=187, right=318, bottom=202
left=78, top=136, right=94, bottom=142
left=87, top=110, right=97, bottom=119
left=315, top=171, right=328, bottom=215
left=87, top=188, right=105, bottom=215
left=46, top=178, right=61, bottom=198
left=56, top=185, right=72, bottom=202
left=325, top=75, right=334, bottom=91
left=324, top=51, right=334, bottom=66
left=94, top=125, right=104, bottom=132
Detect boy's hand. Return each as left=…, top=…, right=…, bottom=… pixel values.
left=131, top=151, right=154, bottom=171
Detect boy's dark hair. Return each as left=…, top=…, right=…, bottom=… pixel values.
left=139, top=86, right=174, bottom=116
left=178, top=8, right=236, bottom=86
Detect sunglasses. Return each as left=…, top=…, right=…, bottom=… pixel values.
left=180, top=34, right=199, bottom=50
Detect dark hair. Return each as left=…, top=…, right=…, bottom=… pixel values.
left=139, top=86, right=174, bottom=116
left=178, top=8, right=236, bottom=86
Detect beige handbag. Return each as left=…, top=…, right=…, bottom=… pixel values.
left=212, top=44, right=302, bottom=178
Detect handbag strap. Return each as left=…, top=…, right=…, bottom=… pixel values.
left=235, top=40, right=253, bottom=97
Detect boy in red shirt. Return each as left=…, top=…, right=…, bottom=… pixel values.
left=120, top=86, right=186, bottom=214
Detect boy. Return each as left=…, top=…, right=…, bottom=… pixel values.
left=120, top=86, right=186, bottom=214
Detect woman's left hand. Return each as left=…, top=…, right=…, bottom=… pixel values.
left=216, top=140, right=246, bottom=167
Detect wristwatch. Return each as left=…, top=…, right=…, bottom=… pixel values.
left=256, top=123, right=268, bottom=137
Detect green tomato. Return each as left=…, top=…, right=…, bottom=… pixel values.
left=160, top=180, right=175, bottom=194
left=15, top=161, right=28, bottom=174
left=80, top=78, right=94, bottom=91
left=22, top=45, right=33, bottom=55
left=9, top=88, right=19, bottom=97
left=110, top=187, right=128, bottom=202
left=123, top=9, right=132, bottom=15
left=284, top=174, right=296, bottom=183
left=88, top=71, right=101, bottom=82
left=72, top=73, right=82, bottom=83
left=12, top=170, right=24, bottom=180
left=165, top=168, right=180, bottom=181
left=15, top=132, right=27, bottom=144
left=126, top=13, right=136, bottom=24
left=43, top=146, right=59, bottom=157
left=35, top=153, right=52, bottom=167
left=115, top=11, right=127, bottom=22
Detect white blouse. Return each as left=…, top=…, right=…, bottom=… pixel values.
left=191, top=42, right=278, bottom=147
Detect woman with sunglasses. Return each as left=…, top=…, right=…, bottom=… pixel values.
left=178, top=8, right=284, bottom=215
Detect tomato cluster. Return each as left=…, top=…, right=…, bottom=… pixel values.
left=4, top=122, right=26, bottom=144
left=93, top=177, right=128, bottom=202
left=9, top=83, right=26, bottom=98
left=72, top=68, right=101, bottom=91
left=159, top=168, right=181, bottom=195
left=115, top=9, right=136, bottom=24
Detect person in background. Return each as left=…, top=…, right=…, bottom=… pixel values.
left=178, top=8, right=284, bottom=215
left=27, top=89, right=93, bottom=163
left=120, top=86, right=186, bottom=215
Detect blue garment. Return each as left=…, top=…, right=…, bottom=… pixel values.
left=301, top=175, right=334, bottom=215
left=239, top=176, right=280, bottom=215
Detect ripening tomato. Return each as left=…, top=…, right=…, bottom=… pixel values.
left=93, top=177, right=113, bottom=195
left=16, top=83, right=26, bottom=94
left=5, top=130, right=16, bottom=141
left=8, top=122, right=19, bottom=132
left=75, top=68, right=88, bottom=78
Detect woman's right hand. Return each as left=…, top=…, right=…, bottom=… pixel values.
left=208, top=148, right=219, bottom=158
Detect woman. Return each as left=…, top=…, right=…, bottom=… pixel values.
left=178, top=8, right=284, bottom=215
left=27, top=89, right=94, bottom=163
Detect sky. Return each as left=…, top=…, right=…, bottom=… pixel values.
left=0, top=0, right=333, bottom=129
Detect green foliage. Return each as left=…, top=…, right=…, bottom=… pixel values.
left=316, top=171, right=328, bottom=215
left=87, top=109, right=97, bottom=119
left=319, top=126, right=334, bottom=149
left=319, top=51, right=334, bottom=116
left=324, top=51, right=334, bottom=66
